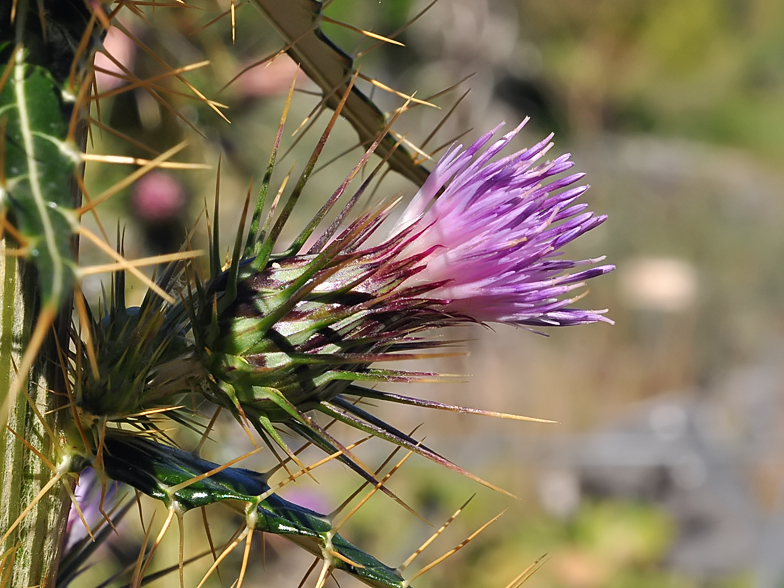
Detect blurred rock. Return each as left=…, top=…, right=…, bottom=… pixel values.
left=620, top=257, right=698, bottom=312
left=539, top=356, right=784, bottom=583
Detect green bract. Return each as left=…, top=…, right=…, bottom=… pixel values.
left=102, top=434, right=407, bottom=588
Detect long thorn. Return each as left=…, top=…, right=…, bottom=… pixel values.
left=78, top=249, right=204, bottom=276
left=77, top=226, right=175, bottom=303
left=332, top=448, right=416, bottom=534
left=3, top=307, right=58, bottom=442
left=200, top=507, right=222, bottom=584
left=80, top=153, right=210, bottom=170
left=62, top=477, right=95, bottom=541
left=355, top=0, right=438, bottom=59
left=297, top=557, right=320, bottom=588
left=193, top=407, right=222, bottom=455
left=405, top=511, right=506, bottom=584
left=237, top=525, right=253, bottom=588
left=398, top=496, right=475, bottom=572
left=73, top=287, right=100, bottom=380
left=177, top=512, right=185, bottom=588
left=78, top=142, right=189, bottom=215
left=504, top=555, right=549, bottom=588
left=320, top=16, right=404, bottom=46
left=138, top=506, right=176, bottom=582
left=0, top=472, right=64, bottom=546
left=4, top=425, right=56, bottom=472
left=196, top=527, right=248, bottom=588
left=314, top=559, right=332, bottom=588
left=130, top=510, right=157, bottom=588
left=167, top=448, right=262, bottom=495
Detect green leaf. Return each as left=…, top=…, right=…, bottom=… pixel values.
left=0, top=48, right=78, bottom=312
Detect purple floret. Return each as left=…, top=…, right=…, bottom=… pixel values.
left=387, top=120, right=614, bottom=327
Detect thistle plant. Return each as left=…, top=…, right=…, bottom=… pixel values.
left=1, top=2, right=613, bottom=587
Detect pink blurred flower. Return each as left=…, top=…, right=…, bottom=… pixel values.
left=94, top=27, right=136, bottom=91
left=132, top=171, right=187, bottom=222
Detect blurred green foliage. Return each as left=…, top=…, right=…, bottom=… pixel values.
left=310, top=462, right=752, bottom=588
left=520, top=0, right=784, bottom=159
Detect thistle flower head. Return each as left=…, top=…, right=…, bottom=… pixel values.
left=390, top=120, right=614, bottom=327
left=197, top=120, right=614, bottom=489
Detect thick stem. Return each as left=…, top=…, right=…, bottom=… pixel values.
left=0, top=255, right=73, bottom=587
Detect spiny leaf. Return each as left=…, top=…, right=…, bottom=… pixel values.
left=0, top=47, right=79, bottom=313
left=100, top=433, right=408, bottom=588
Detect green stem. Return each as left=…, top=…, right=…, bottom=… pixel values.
left=0, top=254, right=73, bottom=587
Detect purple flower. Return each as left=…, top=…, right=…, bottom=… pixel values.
left=387, top=120, right=614, bottom=328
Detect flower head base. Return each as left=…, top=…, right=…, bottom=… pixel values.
left=391, top=120, right=614, bottom=327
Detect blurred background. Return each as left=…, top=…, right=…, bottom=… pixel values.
left=76, top=0, right=784, bottom=586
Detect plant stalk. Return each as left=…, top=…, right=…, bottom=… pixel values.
left=0, top=254, right=74, bottom=587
